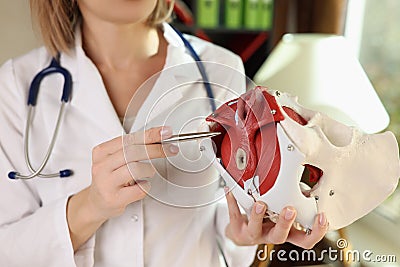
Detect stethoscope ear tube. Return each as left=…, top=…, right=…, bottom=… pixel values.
left=8, top=170, right=72, bottom=180
left=8, top=57, right=73, bottom=180
left=7, top=172, right=19, bottom=179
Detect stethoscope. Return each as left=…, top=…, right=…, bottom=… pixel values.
left=8, top=26, right=216, bottom=180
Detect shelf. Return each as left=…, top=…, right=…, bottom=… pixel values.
left=171, top=0, right=274, bottom=78
left=173, top=23, right=269, bottom=35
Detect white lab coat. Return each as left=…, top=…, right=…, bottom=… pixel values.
left=0, top=23, right=257, bottom=267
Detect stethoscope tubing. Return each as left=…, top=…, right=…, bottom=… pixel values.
left=170, top=25, right=217, bottom=111
left=9, top=97, right=72, bottom=179
left=8, top=28, right=215, bottom=180
left=8, top=57, right=73, bottom=180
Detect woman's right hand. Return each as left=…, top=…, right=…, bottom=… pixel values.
left=88, top=126, right=178, bottom=220
left=67, top=126, right=178, bottom=251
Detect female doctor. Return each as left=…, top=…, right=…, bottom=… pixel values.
left=0, top=0, right=328, bottom=266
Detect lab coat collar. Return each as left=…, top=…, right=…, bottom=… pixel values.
left=59, top=23, right=203, bottom=136
left=60, top=25, right=124, bottom=138
left=162, top=22, right=207, bottom=56
left=59, top=26, right=81, bottom=83
left=162, top=23, right=186, bottom=48
left=161, top=22, right=204, bottom=80
left=130, top=23, right=205, bottom=132
left=127, top=23, right=186, bottom=132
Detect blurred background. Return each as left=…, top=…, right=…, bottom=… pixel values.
left=0, top=1, right=40, bottom=63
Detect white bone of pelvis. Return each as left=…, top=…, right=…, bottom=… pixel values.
left=256, top=124, right=318, bottom=230
left=199, top=123, right=318, bottom=231
left=272, top=90, right=400, bottom=230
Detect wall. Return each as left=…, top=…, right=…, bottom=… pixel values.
left=0, top=1, right=41, bottom=65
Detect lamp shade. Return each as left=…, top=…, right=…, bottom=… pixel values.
left=254, top=33, right=389, bottom=133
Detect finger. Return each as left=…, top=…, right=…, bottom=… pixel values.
left=123, top=143, right=179, bottom=163
left=104, top=143, right=178, bottom=172
left=119, top=180, right=151, bottom=204
left=112, top=162, right=156, bottom=186
left=287, top=212, right=328, bottom=249
left=247, top=201, right=267, bottom=244
left=264, top=206, right=296, bottom=244
left=124, top=126, right=173, bottom=146
left=225, top=188, right=246, bottom=234
left=92, top=136, right=123, bottom=163
left=92, top=127, right=173, bottom=162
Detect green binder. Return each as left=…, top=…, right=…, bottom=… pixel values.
left=258, top=0, right=273, bottom=30
left=244, top=0, right=259, bottom=29
left=225, top=0, right=243, bottom=29
left=197, top=0, right=220, bottom=28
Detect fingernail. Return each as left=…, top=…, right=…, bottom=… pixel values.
left=160, top=127, right=172, bottom=138
left=255, top=203, right=265, bottom=214
left=319, top=212, right=327, bottom=226
left=284, top=207, right=295, bottom=220
left=169, top=144, right=179, bottom=154
left=224, top=186, right=229, bottom=194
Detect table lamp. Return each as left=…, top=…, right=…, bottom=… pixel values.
left=254, top=33, right=389, bottom=133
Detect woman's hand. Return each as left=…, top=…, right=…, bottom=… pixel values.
left=67, top=126, right=178, bottom=251
left=87, top=126, right=178, bottom=220
left=224, top=189, right=328, bottom=250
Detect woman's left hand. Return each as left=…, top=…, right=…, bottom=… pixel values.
left=224, top=189, right=328, bottom=249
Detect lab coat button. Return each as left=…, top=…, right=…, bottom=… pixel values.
left=131, top=214, right=139, bottom=222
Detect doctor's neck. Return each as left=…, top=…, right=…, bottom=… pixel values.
left=81, top=20, right=162, bottom=70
